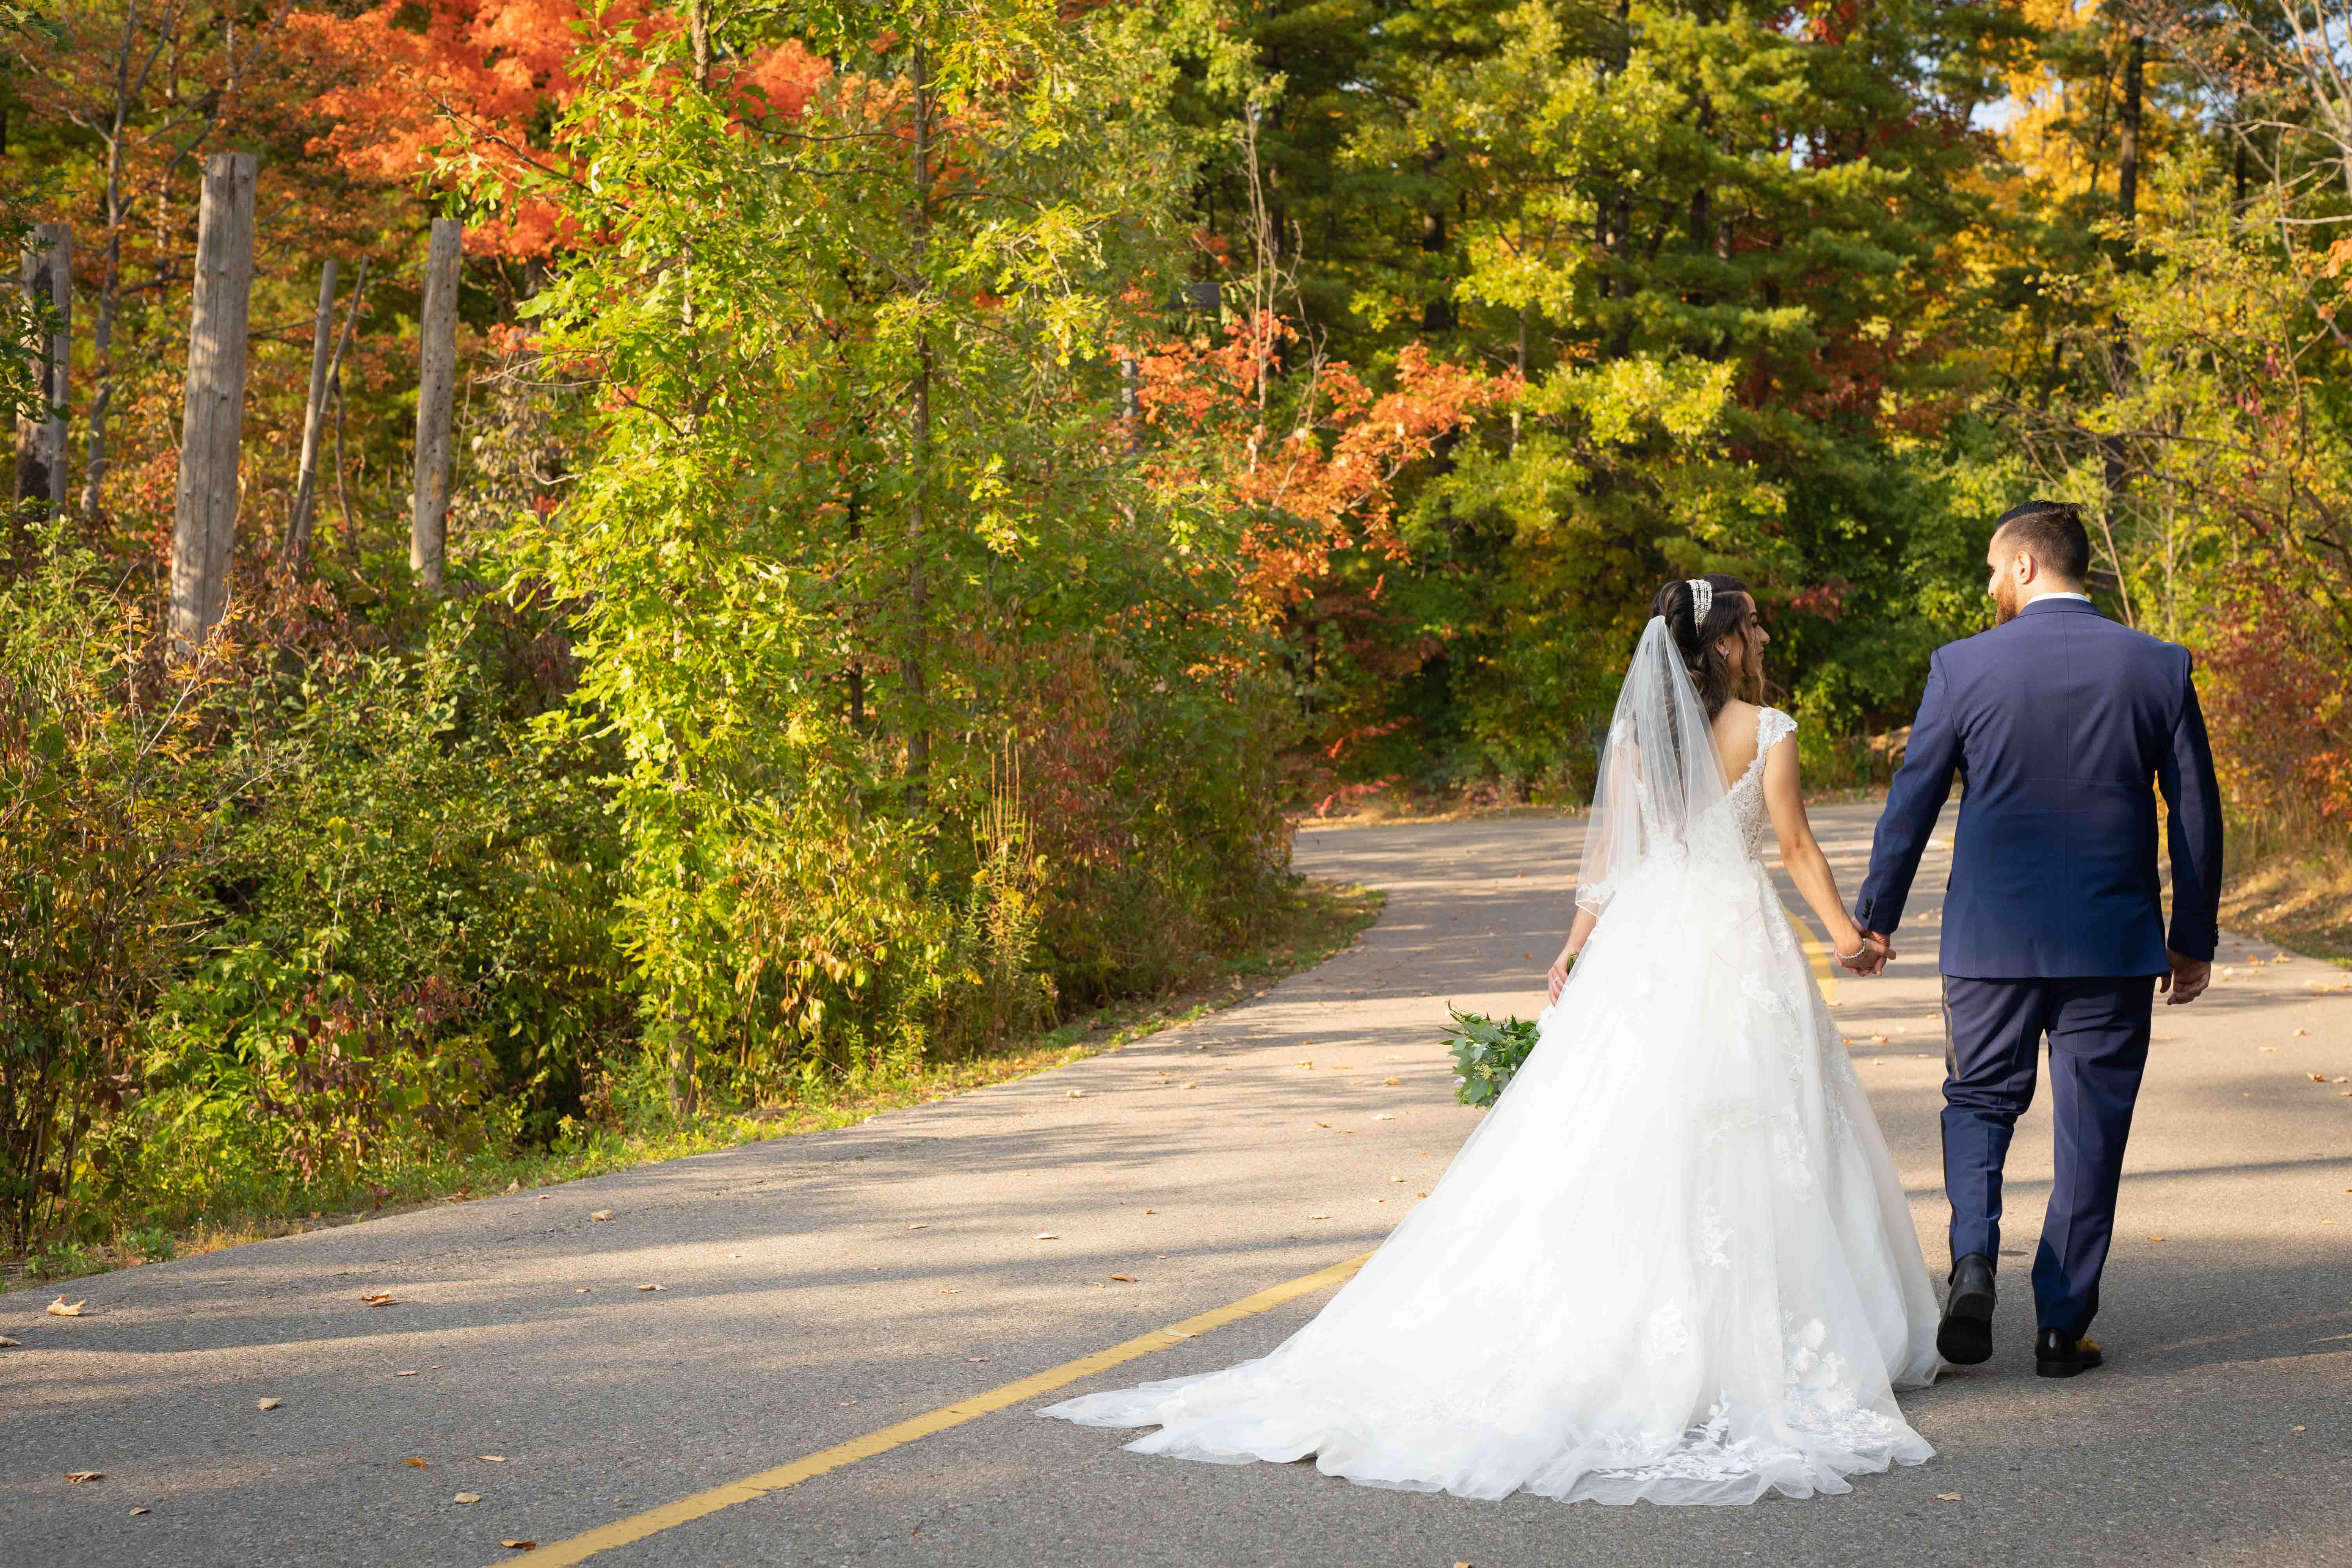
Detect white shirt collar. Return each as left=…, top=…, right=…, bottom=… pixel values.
left=2030, top=591, right=2091, bottom=603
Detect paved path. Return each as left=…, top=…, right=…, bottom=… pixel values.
left=5, top=807, right=2350, bottom=1566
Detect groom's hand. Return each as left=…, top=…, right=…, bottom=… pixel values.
left=2163, top=949, right=2212, bottom=1005
left=1838, top=931, right=1893, bottom=976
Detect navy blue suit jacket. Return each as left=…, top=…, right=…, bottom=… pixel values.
left=1854, top=597, right=2223, bottom=978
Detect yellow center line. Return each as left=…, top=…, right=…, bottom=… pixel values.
left=503, top=1251, right=1373, bottom=1566
left=1786, top=904, right=1839, bottom=1004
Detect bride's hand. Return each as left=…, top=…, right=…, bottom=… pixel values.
left=1546, top=949, right=1577, bottom=1002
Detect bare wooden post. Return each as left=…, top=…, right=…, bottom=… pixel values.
left=410, top=218, right=461, bottom=591
left=168, top=152, right=256, bottom=655
left=15, top=222, right=71, bottom=514
left=286, top=257, right=337, bottom=566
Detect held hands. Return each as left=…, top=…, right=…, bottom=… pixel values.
left=1835, top=930, right=1894, bottom=976
left=2162, top=949, right=2212, bottom=1005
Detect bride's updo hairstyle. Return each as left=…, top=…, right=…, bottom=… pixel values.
left=1653, top=572, right=1753, bottom=719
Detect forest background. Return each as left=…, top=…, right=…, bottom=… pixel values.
left=5, top=0, right=2351, bottom=1277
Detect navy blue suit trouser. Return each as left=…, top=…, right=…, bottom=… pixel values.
left=1940, top=975, right=2156, bottom=1337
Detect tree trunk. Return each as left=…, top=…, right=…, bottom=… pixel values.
left=80, top=0, right=138, bottom=517
left=904, top=30, right=933, bottom=813
left=82, top=227, right=119, bottom=517
left=410, top=218, right=462, bottom=592
left=2118, top=33, right=2144, bottom=233
left=168, top=151, right=256, bottom=657
left=689, top=0, right=713, bottom=89
left=2104, top=32, right=2145, bottom=499
left=326, top=257, right=370, bottom=563
left=16, top=223, right=70, bottom=516
left=287, top=258, right=337, bottom=568
left=1419, top=145, right=1452, bottom=334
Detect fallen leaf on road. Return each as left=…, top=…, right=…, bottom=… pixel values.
left=2295, top=1029, right=2310, bottom=1037
left=2147, top=1235, right=2167, bottom=1241
left=2314, top=1074, right=2330, bottom=1083
left=453, top=1492, right=481, bottom=1504
left=1163, top=1328, right=1194, bottom=1339
left=130, top=1507, right=150, bottom=1515
left=405, top=1458, right=428, bottom=1468
left=506, top=1179, right=521, bottom=1193
left=906, top=1222, right=930, bottom=1230
left=2292, top=1425, right=2307, bottom=1432
left=589, top=1210, right=613, bottom=1221
left=1110, top=1274, right=1136, bottom=1282
left=1181, top=1082, right=1198, bottom=1090
left=939, top=1287, right=962, bottom=1295
left=477, top=1455, right=505, bottom=1462
left=1034, top=1233, right=1059, bottom=1240
left=1936, top=1493, right=1962, bottom=1501
left=636, top=1283, right=666, bottom=1292
left=64, top=1471, right=103, bottom=1483
left=967, top=1357, right=989, bottom=1362
left=2262, top=1047, right=2279, bottom=1053
left=1066, top=1090, right=1083, bottom=1098
left=1383, top=1078, right=1401, bottom=1086
left=257, top=1398, right=281, bottom=1410
left=1296, top=1061, right=1314, bottom=1069
left=1315, top=1121, right=1329, bottom=1128
left=360, top=1292, right=398, bottom=1307
left=0, top=1336, right=18, bottom=1347
left=1143, top=1208, right=1155, bottom=1214
left=396, top=1370, right=419, bottom=1377
left=500, top=1543, right=536, bottom=1551
left=1307, top=1213, right=1332, bottom=1220
left=46, top=1297, right=85, bottom=1316
left=537, top=1194, right=551, bottom=1201
left=1374, top=1114, right=1396, bottom=1122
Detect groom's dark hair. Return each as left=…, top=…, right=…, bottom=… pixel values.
left=1992, top=500, right=2091, bottom=585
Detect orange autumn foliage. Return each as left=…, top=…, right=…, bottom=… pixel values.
left=1128, top=314, right=1517, bottom=614
left=290, top=0, right=829, bottom=258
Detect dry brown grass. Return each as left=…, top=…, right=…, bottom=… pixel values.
left=2219, top=826, right=2352, bottom=964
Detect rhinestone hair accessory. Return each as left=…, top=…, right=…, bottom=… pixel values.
left=1687, top=577, right=1713, bottom=624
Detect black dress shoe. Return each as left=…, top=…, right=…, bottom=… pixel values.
left=1937, top=1254, right=1996, bottom=1365
left=2035, top=1328, right=2104, bottom=1378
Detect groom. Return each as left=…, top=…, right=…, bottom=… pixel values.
left=1846, top=500, right=2223, bottom=1377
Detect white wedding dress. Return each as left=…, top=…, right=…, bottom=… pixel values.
left=1042, top=621, right=1944, bottom=1506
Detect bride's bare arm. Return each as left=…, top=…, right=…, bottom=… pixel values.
left=1760, top=736, right=1871, bottom=965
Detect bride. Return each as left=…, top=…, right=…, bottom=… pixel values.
left=1042, top=575, right=1945, bottom=1506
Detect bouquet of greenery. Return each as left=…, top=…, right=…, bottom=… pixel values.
left=1442, top=1004, right=1545, bottom=1107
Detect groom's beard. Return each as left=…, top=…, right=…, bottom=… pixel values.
left=1991, top=580, right=2022, bottom=624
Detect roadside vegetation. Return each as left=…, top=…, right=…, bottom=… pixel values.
left=6, top=0, right=2350, bottom=1276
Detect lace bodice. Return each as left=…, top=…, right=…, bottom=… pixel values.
left=1728, top=707, right=1798, bottom=858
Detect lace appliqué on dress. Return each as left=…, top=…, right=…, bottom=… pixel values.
left=1694, top=1206, right=1733, bottom=1270
left=1641, top=1303, right=1694, bottom=1364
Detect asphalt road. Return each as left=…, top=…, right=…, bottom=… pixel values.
left=5, top=805, right=2350, bottom=1567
